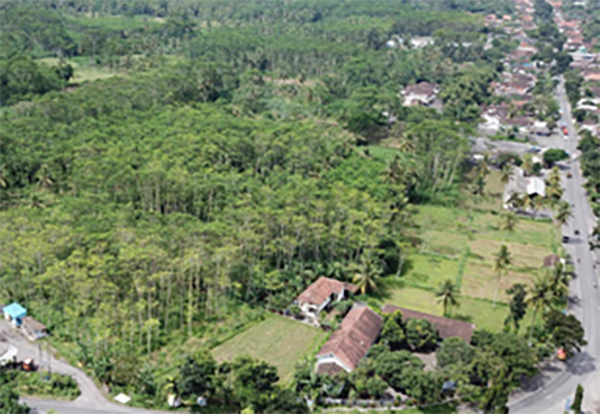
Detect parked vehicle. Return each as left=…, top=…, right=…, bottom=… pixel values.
left=562, top=126, right=569, bottom=135
left=562, top=235, right=570, bottom=243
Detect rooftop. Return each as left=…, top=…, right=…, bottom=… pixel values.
left=297, top=277, right=356, bottom=306
left=316, top=305, right=383, bottom=372
left=381, top=304, right=475, bottom=343
left=403, top=82, right=439, bottom=96
left=2, top=302, right=27, bottom=318
left=21, top=316, right=47, bottom=332
left=544, top=254, right=561, bottom=267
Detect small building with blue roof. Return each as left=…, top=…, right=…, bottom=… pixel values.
left=2, top=302, right=27, bottom=327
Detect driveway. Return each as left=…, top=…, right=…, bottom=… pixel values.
left=0, top=320, right=167, bottom=414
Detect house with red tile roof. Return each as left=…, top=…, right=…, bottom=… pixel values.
left=295, top=277, right=357, bottom=318
left=381, top=304, right=475, bottom=343
left=401, top=82, right=440, bottom=106
left=316, top=305, right=383, bottom=375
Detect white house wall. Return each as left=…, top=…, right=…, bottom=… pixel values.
left=316, top=354, right=352, bottom=373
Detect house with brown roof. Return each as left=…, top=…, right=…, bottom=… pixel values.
left=543, top=254, right=564, bottom=268
left=402, top=82, right=440, bottom=107
left=295, top=277, right=357, bottom=318
left=21, top=316, right=47, bottom=341
left=583, top=70, right=600, bottom=82
left=316, top=305, right=383, bottom=375
left=381, top=304, right=475, bottom=343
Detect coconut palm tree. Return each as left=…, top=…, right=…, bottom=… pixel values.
left=499, top=211, right=517, bottom=235
left=522, top=154, right=534, bottom=177
left=352, top=257, right=381, bottom=295
left=500, top=163, right=514, bottom=185
left=476, top=154, right=490, bottom=177
left=526, top=275, right=553, bottom=344
left=382, top=154, right=403, bottom=184
left=499, top=163, right=514, bottom=211
left=547, top=166, right=561, bottom=187
left=506, top=192, right=522, bottom=210
left=555, top=201, right=573, bottom=229
left=521, top=192, right=532, bottom=213
left=472, top=173, right=486, bottom=197
left=547, top=262, right=569, bottom=301
left=545, top=182, right=563, bottom=203
left=435, top=279, right=461, bottom=316
left=531, top=195, right=545, bottom=219
left=397, top=133, right=415, bottom=153
left=493, top=245, right=512, bottom=307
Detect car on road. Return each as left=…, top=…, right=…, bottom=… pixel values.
left=528, top=145, right=542, bottom=153
left=574, top=230, right=580, bottom=235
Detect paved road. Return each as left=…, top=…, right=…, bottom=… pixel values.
left=0, top=320, right=166, bottom=414
left=507, top=77, right=600, bottom=414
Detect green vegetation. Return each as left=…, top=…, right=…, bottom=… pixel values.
left=0, top=370, right=30, bottom=414
left=6, top=371, right=80, bottom=401
left=0, top=0, right=587, bottom=412
left=212, top=314, right=328, bottom=382
left=578, top=132, right=600, bottom=217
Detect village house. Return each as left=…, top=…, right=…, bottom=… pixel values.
left=2, top=302, right=48, bottom=341
left=401, top=82, right=440, bottom=106
left=580, top=118, right=598, bottom=133
left=381, top=305, right=475, bottom=343
left=3, top=303, right=27, bottom=327
left=21, top=316, right=48, bottom=341
left=543, top=254, right=565, bottom=268
left=510, top=94, right=534, bottom=108
left=583, top=70, right=600, bottom=83
left=516, top=42, right=537, bottom=54
left=503, top=167, right=546, bottom=210
left=480, top=104, right=510, bottom=132
left=504, top=115, right=532, bottom=133
left=531, top=120, right=551, bottom=136
left=315, top=305, right=383, bottom=375
left=295, top=277, right=357, bottom=319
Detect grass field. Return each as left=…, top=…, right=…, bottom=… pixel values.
left=373, top=283, right=509, bottom=332
left=38, top=57, right=124, bottom=84
left=212, top=314, right=328, bottom=382
left=377, top=166, right=556, bottom=332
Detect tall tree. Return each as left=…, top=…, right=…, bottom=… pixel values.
left=435, top=279, right=461, bottom=316
left=352, top=256, right=381, bottom=295
left=544, top=310, right=587, bottom=357
left=526, top=276, right=552, bottom=345
left=499, top=211, right=517, bottom=236
left=499, top=164, right=514, bottom=210
left=504, top=283, right=527, bottom=332
left=554, top=201, right=573, bottom=229
left=571, top=384, right=584, bottom=414
left=547, top=263, right=569, bottom=302
left=493, top=245, right=512, bottom=307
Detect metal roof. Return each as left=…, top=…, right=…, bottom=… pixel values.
left=2, top=302, right=26, bottom=318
